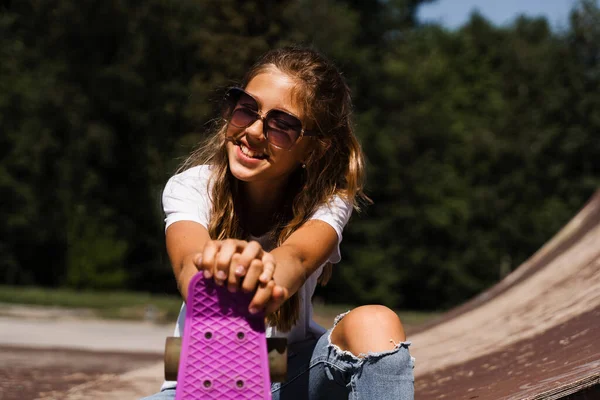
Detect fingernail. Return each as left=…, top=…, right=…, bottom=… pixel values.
left=203, top=270, right=211, bottom=279
left=195, top=255, right=202, bottom=264
left=235, top=266, right=245, bottom=276
left=216, top=271, right=227, bottom=280
left=249, top=307, right=258, bottom=314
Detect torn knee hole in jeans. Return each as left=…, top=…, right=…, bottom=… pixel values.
left=328, top=311, right=412, bottom=362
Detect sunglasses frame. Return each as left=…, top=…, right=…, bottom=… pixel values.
left=222, top=87, right=319, bottom=150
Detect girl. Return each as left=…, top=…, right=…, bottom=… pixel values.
left=144, top=46, right=414, bottom=399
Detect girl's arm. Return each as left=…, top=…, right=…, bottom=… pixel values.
left=165, top=220, right=211, bottom=300
left=269, top=219, right=339, bottom=302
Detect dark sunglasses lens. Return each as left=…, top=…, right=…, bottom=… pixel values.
left=266, top=111, right=302, bottom=149
left=230, top=108, right=258, bottom=128
left=222, top=89, right=258, bottom=121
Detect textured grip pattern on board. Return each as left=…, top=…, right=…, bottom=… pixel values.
left=176, top=274, right=271, bottom=400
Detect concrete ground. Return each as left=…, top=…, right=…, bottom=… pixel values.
left=0, top=306, right=171, bottom=400
left=0, top=304, right=339, bottom=399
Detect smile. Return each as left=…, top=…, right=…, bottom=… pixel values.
left=239, top=143, right=268, bottom=160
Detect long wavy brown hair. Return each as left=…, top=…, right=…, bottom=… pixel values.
left=179, top=46, right=369, bottom=331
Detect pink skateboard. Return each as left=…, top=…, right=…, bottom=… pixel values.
left=164, top=273, right=287, bottom=399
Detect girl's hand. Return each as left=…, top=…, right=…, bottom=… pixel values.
left=198, top=239, right=271, bottom=288
left=191, top=239, right=288, bottom=314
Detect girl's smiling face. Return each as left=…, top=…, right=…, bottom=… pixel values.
left=226, top=67, right=312, bottom=187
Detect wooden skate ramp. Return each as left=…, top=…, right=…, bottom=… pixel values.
left=411, top=191, right=600, bottom=399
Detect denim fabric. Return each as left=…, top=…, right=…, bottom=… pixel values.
left=140, top=387, right=175, bottom=400
left=272, top=312, right=414, bottom=400
left=141, top=313, right=414, bottom=400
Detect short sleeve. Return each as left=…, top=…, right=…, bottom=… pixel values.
left=309, top=196, right=353, bottom=264
left=162, top=165, right=212, bottom=231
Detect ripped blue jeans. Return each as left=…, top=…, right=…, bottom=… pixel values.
left=272, top=311, right=414, bottom=399
left=141, top=312, right=414, bottom=400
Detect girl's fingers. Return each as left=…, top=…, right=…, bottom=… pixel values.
left=200, top=241, right=221, bottom=279
left=265, top=285, right=288, bottom=315
left=259, top=252, right=276, bottom=283
left=241, top=259, right=263, bottom=293
left=195, top=240, right=273, bottom=292
left=227, top=254, right=242, bottom=292
left=248, top=280, right=275, bottom=314
left=213, top=239, right=243, bottom=285
left=235, top=241, right=263, bottom=277
left=192, top=253, right=203, bottom=268
left=190, top=242, right=281, bottom=313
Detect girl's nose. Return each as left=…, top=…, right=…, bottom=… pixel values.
left=244, top=118, right=267, bottom=142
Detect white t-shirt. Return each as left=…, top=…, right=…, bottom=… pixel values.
left=160, top=165, right=352, bottom=389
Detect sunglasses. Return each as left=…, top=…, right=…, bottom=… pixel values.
left=222, top=87, right=319, bottom=150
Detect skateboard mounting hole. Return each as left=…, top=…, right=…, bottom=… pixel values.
left=237, top=332, right=245, bottom=340
left=204, top=332, right=212, bottom=339
left=203, top=380, right=211, bottom=388
left=236, top=380, right=244, bottom=388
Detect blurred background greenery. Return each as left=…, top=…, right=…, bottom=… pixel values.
left=1, top=0, right=598, bottom=313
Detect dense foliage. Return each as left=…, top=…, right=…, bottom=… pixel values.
left=1, top=0, right=598, bottom=310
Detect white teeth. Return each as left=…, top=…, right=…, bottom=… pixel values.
left=240, top=144, right=266, bottom=159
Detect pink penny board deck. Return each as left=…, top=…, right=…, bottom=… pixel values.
left=176, top=273, right=271, bottom=400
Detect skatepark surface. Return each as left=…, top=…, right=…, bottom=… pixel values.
left=0, top=304, right=338, bottom=399
left=2, top=192, right=599, bottom=399
left=0, top=313, right=169, bottom=399
left=411, top=191, right=600, bottom=399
